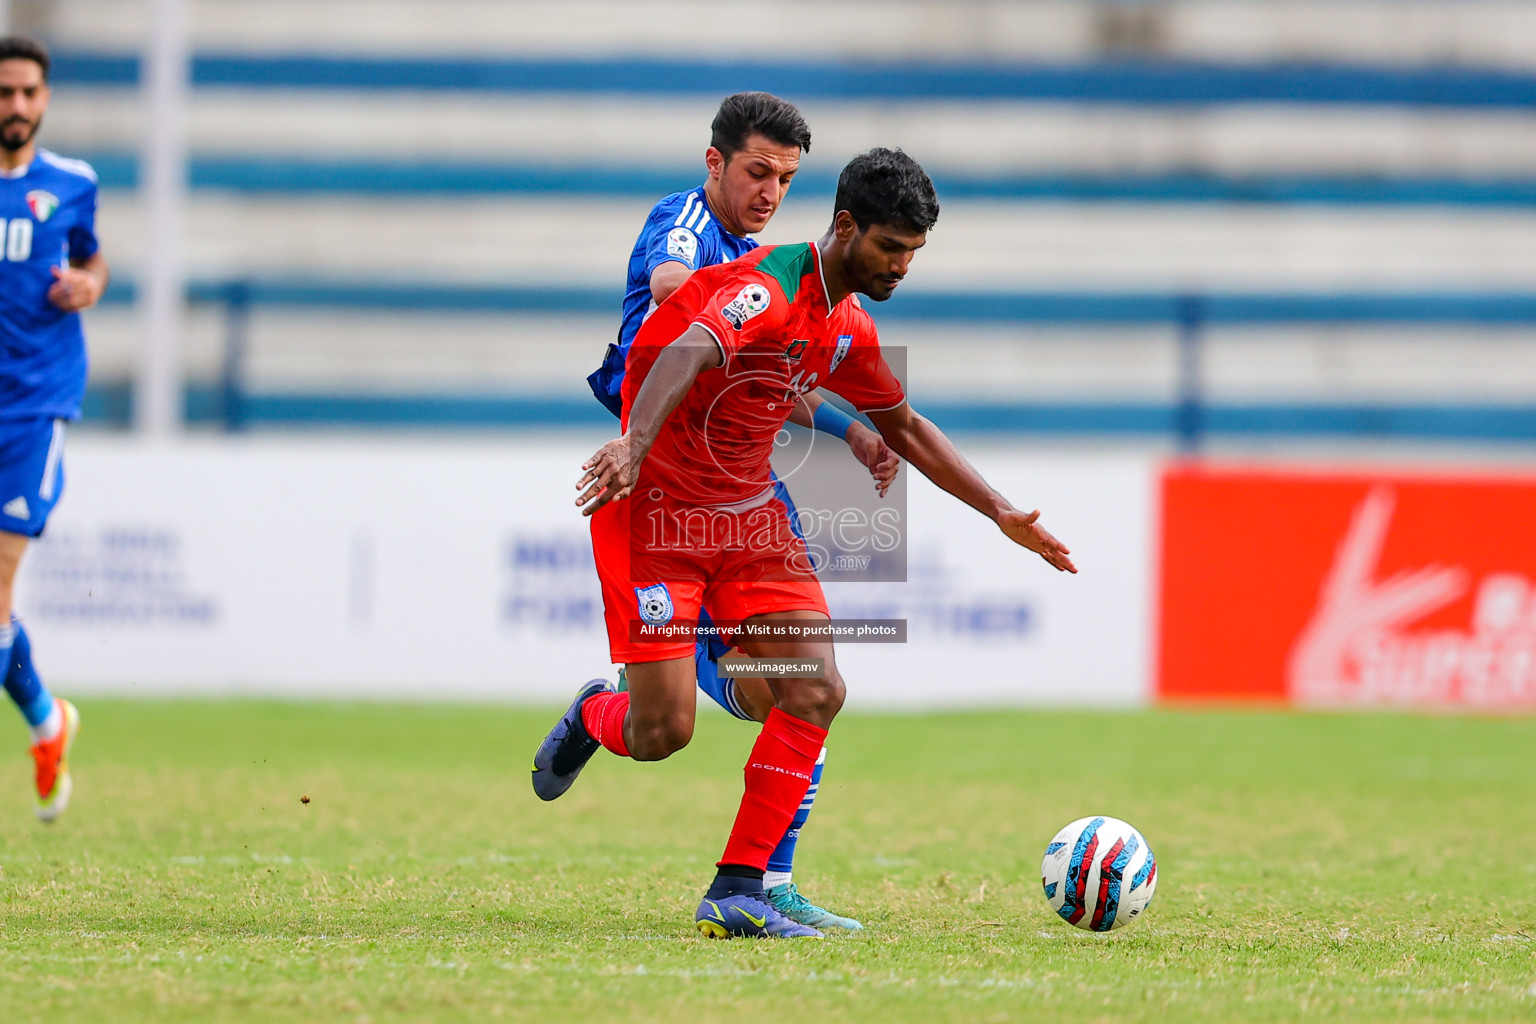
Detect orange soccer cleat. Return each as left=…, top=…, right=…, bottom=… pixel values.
left=30, top=698, right=79, bottom=823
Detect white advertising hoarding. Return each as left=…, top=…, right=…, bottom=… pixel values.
left=19, top=436, right=1155, bottom=708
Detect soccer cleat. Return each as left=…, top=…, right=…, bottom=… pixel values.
left=531, top=679, right=610, bottom=801
left=31, top=698, right=79, bottom=823
left=695, top=892, right=823, bottom=939
left=763, top=882, right=864, bottom=931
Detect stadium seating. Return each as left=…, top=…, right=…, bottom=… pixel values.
left=15, top=0, right=1536, bottom=440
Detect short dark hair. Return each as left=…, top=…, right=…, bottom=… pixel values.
left=0, top=35, right=50, bottom=82
left=710, top=92, right=811, bottom=162
left=833, top=148, right=940, bottom=233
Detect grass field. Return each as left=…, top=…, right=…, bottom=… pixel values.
left=1, top=701, right=1534, bottom=1023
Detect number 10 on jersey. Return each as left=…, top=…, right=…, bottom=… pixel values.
left=0, top=218, right=34, bottom=262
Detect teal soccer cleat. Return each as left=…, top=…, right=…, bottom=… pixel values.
left=764, top=882, right=864, bottom=931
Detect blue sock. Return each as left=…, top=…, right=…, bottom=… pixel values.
left=3, top=619, right=54, bottom=728
left=717, top=676, right=755, bottom=722
left=764, top=746, right=825, bottom=886
left=696, top=639, right=755, bottom=722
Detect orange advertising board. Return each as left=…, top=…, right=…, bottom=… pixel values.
left=1157, top=466, right=1536, bottom=709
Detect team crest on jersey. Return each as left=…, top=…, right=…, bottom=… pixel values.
left=721, top=283, right=771, bottom=329
left=634, top=584, right=675, bottom=626
left=829, top=335, right=853, bottom=373
left=666, top=226, right=698, bottom=265
left=783, top=339, right=808, bottom=362
left=25, top=190, right=58, bottom=223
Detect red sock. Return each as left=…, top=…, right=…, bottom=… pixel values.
left=718, top=708, right=829, bottom=871
left=580, top=691, right=631, bottom=758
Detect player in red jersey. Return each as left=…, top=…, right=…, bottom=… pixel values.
left=532, top=149, right=1075, bottom=938
left=595, top=93, right=891, bottom=932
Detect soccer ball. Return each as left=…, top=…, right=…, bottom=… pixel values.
left=1041, top=816, right=1157, bottom=931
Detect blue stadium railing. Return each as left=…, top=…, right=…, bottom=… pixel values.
left=75, top=154, right=1536, bottom=207
left=58, top=50, right=1536, bottom=207
left=89, top=280, right=1536, bottom=447
left=51, top=52, right=1536, bottom=106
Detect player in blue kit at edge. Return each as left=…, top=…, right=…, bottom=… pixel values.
left=0, top=36, right=104, bottom=822
left=576, top=93, right=896, bottom=930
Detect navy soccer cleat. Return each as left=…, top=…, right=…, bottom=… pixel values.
left=695, top=892, right=823, bottom=939
left=531, top=679, right=611, bottom=801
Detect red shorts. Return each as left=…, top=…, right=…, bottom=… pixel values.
left=589, top=489, right=829, bottom=664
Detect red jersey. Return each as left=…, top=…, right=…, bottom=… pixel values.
left=621, top=242, right=905, bottom=508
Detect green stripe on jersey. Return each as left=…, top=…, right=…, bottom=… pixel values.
left=755, top=243, right=815, bottom=304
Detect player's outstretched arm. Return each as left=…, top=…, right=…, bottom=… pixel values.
left=575, top=325, right=721, bottom=516
left=865, top=402, right=1077, bottom=573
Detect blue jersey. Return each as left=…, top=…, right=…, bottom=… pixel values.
left=587, top=185, right=756, bottom=417
left=0, top=149, right=100, bottom=422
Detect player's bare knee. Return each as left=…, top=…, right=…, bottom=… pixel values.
left=628, top=713, right=694, bottom=761
left=776, top=671, right=844, bottom=725
left=814, top=671, right=847, bottom=718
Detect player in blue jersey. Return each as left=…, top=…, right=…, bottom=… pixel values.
left=0, top=36, right=104, bottom=822
left=575, top=93, right=896, bottom=930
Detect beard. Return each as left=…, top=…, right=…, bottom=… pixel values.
left=0, top=116, right=39, bottom=153
left=857, top=265, right=901, bottom=302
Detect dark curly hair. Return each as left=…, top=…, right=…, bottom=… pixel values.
left=833, top=148, right=939, bottom=233
left=0, top=35, right=50, bottom=81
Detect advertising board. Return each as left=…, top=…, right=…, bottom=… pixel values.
left=1158, top=466, right=1536, bottom=710
left=20, top=437, right=1156, bottom=708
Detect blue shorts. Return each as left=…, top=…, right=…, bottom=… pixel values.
left=693, top=474, right=804, bottom=721
left=0, top=417, right=66, bottom=538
